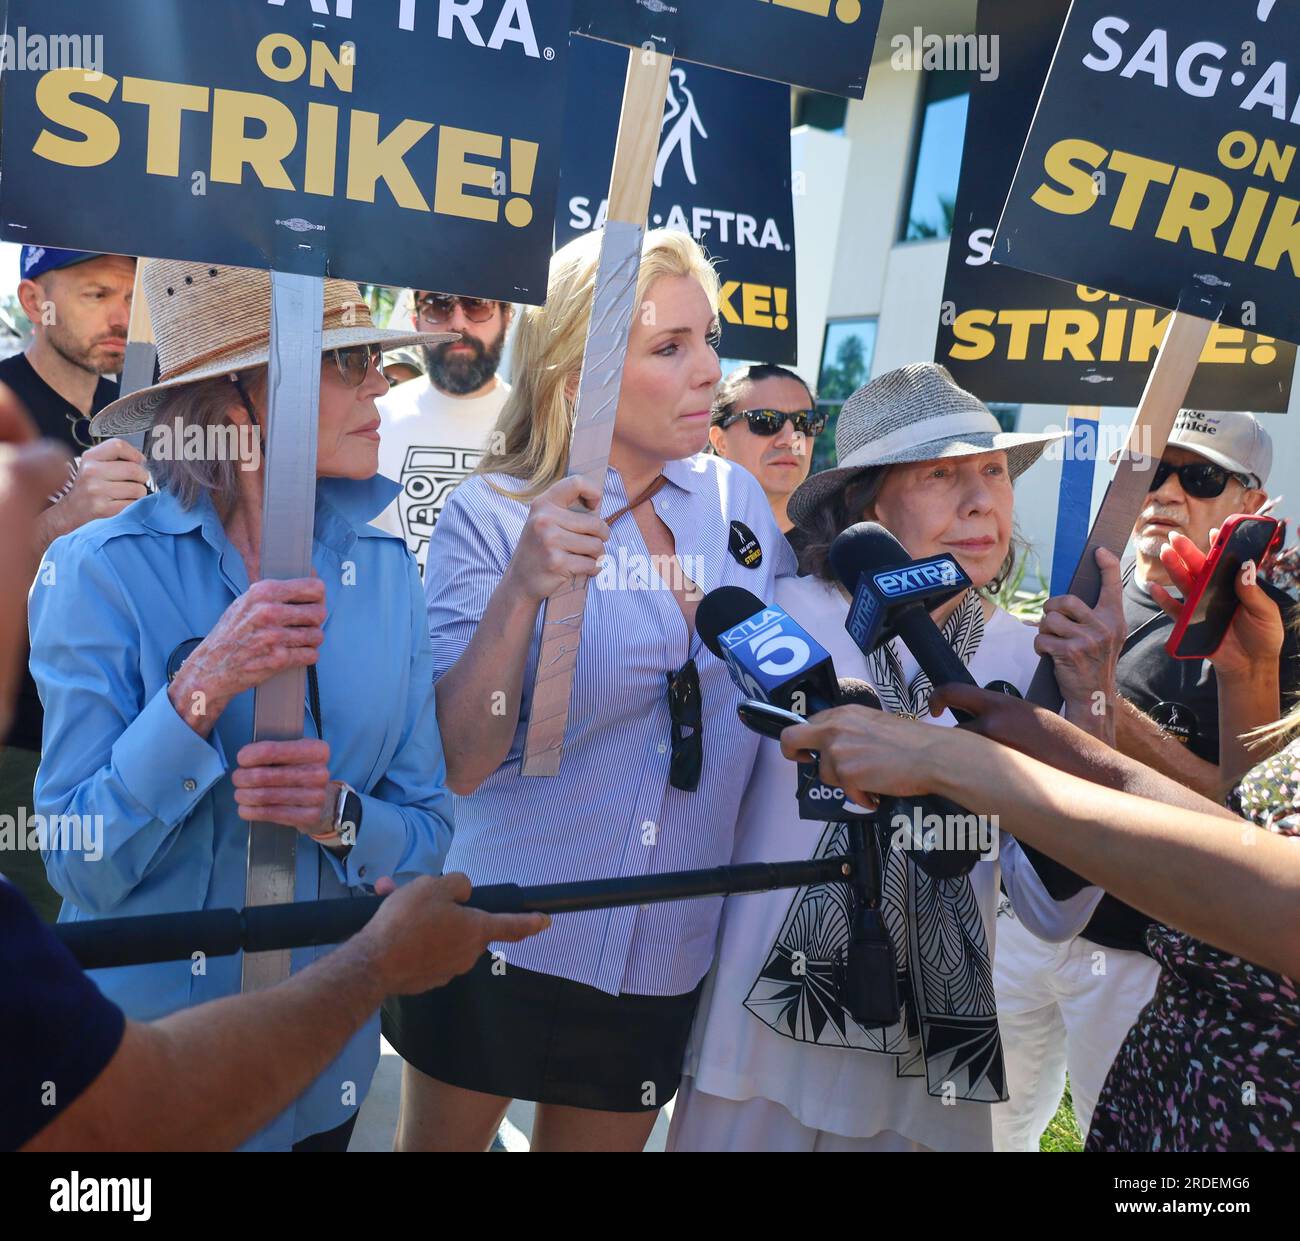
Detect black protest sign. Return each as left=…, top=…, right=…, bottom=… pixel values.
left=940, top=0, right=1296, bottom=410
left=996, top=0, right=1300, bottom=348
left=570, top=0, right=881, bottom=99
left=557, top=36, right=797, bottom=364
left=0, top=0, right=570, bottom=303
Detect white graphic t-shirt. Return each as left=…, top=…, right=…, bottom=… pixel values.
left=373, top=376, right=509, bottom=575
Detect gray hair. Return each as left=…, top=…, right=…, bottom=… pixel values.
left=145, top=370, right=266, bottom=515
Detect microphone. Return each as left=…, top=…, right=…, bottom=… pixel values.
left=831, top=525, right=1087, bottom=891
left=794, top=678, right=879, bottom=821
left=829, top=522, right=978, bottom=720
left=697, top=586, right=839, bottom=716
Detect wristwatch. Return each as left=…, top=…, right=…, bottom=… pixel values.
left=311, top=781, right=363, bottom=852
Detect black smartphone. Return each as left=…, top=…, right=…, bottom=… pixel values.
left=737, top=699, right=807, bottom=742
left=1166, top=514, right=1282, bottom=660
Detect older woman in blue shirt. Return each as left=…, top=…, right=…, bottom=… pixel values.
left=28, top=260, right=456, bottom=1152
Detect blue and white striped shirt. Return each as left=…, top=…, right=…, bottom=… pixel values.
left=426, top=454, right=796, bottom=995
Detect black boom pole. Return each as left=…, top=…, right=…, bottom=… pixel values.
left=54, top=857, right=857, bottom=972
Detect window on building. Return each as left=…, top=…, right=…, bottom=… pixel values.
left=901, top=70, right=972, bottom=242
left=813, top=318, right=877, bottom=473
left=988, top=403, right=1020, bottom=433
left=794, top=90, right=848, bottom=136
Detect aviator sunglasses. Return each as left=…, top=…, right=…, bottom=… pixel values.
left=416, top=293, right=496, bottom=325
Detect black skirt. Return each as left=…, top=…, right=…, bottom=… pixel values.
left=381, top=954, right=703, bottom=1113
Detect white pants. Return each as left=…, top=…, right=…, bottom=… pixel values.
left=667, top=1079, right=929, bottom=1152
left=991, top=904, right=1161, bottom=1151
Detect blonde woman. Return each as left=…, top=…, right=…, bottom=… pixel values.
left=382, top=229, right=797, bottom=1152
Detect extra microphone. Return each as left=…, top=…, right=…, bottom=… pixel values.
left=697, top=586, right=839, bottom=716
left=829, top=522, right=978, bottom=721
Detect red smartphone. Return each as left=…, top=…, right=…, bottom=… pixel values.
left=1166, top=514, right=1282, bottom=660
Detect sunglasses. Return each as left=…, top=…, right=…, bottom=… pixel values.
left=416, top=293, right=496, bottom=325
left=666, top=658, right=703, bottom=792
left=330, top=344, right=384, bottom=388
left=716, top=408, right=826, bottom=437
left=1149, top=459, right=1254, bottom=499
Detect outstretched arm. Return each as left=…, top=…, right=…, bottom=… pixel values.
left=782, top=707, right=1300, bottom=981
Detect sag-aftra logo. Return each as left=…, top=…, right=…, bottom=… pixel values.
left=757, top=0, right=866, bottom=26
left=268, top=0, right=549, bottom=58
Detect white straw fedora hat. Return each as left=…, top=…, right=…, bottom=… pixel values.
left=91, top=260, right=456, bottom=439
left=788, top=363, right=1066, bottom=529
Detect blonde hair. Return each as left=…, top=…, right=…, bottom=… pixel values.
left=477, top=228, right=721, bottom=501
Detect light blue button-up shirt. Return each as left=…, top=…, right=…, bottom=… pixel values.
left=28, top=474, right=453, bottom=1151
left=427, top=454, right=796, bottom=997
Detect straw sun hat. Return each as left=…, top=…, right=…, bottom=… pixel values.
left=90, top=260, right=456, bottom=439
left=787, top=363, right=1066, bottom=529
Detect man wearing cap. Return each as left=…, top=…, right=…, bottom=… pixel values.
left=991, top=408, right=1300, bottom=1152
left=0, top=247, right=146, bottom=921
left=1115, top=409, right=1299, bottom=793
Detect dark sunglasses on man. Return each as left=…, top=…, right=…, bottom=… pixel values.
left=714, top=408, right=827, bottom=438
left=666, top=658, right=703, bottom=792
left=1148, top=458, right=1256, bottom=500
left=416, top=293, right=497, bottom=325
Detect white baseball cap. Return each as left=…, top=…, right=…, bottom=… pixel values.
left=1167, top=409, right=1272, bottom=489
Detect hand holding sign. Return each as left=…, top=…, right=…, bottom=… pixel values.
left=505, top=476, right=611, bottom=605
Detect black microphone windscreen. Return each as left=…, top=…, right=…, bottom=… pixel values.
left=836, top=677, right=882, bottom=710
left=697, top=585, right=767, bottom=659
left=828, top=522, right=912, bottom=593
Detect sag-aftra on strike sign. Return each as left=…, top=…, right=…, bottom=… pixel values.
left=0, top=0, right=570, bottom=300
left=996, top=0, right=1300, bottom=347
left=571, top=0, right=882, bottom=98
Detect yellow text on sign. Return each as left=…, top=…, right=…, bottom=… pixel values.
left=949, top=297, right=1279, bottom=366
left=31, top=38, right=540, bottom=228
left=1030, top=130, right=1300, bottom=278
left=719, top=282, right=791, bottom=331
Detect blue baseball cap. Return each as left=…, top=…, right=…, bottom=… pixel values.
left=20, top=245, right=103, bottom=281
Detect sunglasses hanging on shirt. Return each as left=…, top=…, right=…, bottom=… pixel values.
left=666, top=658, right=703, bottom=792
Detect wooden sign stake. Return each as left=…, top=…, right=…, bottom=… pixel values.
left=522, top=48, right=674, bottom=777
left=119, top=257, right=157, bottom=454
left=241, top=272, right=325, bottom=992
left=1026, top=311, right=1213, bottom=710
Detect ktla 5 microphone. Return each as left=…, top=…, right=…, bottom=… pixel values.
left=697, top=585, right=839, bottom=716
left=829, top=522, right=979, bottom=722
